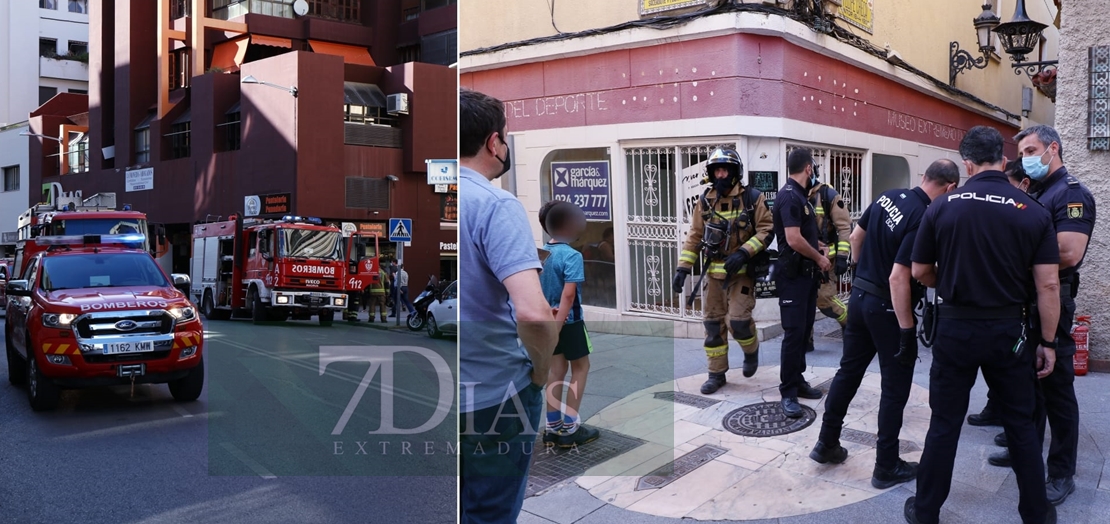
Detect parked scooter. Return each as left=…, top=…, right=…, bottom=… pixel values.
left=407, top=276, right=441, bottom=331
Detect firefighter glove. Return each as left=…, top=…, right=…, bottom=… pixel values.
left=672, top=267, right=691, bottom=294
left=834, top=255, right=850, bottom=276
left=895, top=328, right=918, bottom=366
left=724, top=251, right=749, bottom=276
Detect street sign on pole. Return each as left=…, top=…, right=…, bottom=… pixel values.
left=395, top=242, right=404, bottom=326
left=388, top=218, right=412, bottom=243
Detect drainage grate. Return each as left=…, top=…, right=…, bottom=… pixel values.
left=841, top=428, right=922, bottom=454
left=722, top=402, right=817, bottom=437
left=654, top=391, right=722, bottom=409
left=526, top=430, right=646, bottom=497
left=635, top=444, right=728, bottom=491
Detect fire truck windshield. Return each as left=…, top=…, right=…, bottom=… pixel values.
left=278, top=229, right=343, bottom=260
left=40, top=252, right=169, bottom=291
left=53, top=218, right=149, bottom=251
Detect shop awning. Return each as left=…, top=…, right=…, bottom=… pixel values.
left=210, top=36, right=249, bottom=73
left=308, top=40, right=375, bottom=67
left=252, top=34, right=292, bottom=48
left=343, top=82, right=386, bottom=108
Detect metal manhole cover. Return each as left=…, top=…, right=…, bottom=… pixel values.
left=635, top=444, right=728, bottom=491
left=722, top=402, right=817, bottom=437
left=526, top=430, right=645, bottom=498
left=654, top=391, right=722, bottom=409
left=841, top=428, right=921, bottom=454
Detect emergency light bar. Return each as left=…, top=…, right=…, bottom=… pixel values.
left=36, top=233, right=146, bottom=246
left=281, top=215, right=323, bottom=225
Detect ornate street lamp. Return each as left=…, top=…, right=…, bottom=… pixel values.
left=949, top=3, right=1000, bottom=86
left=992, top=0, right=1057, bottom=80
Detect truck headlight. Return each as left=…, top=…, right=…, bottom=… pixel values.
left=275, top=294, right=290, bottom=304
left=42, top=313, right=78, bottom=328
left=169, top=306, right=197, bottom=321
left=334, top=297, right=346, bottom=307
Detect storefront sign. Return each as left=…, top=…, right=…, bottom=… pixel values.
left=440, top=242, right=457, bottom=252
left=639, top=0, right=707, bottom=15
left=358, top=222, right=387, bottom=237
left=838, top=0, right=874, bottom=34
left=749, top=171, right=779, bottom=210
left=125, top=167, right=154, bottom=192
left=441, top=193, right=457, bottom=222
left=681, top=159, right=711, bottom=225
left=886, top=110, right=966, bottom=144
left=262, top=193, right=291, bottom=214
left=434, top=183, right=458, bottom=194
left=426, top=159, right=457, bottom=185
left=551, top=161, right=612, bottom=221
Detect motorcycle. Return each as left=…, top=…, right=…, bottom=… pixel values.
left=407, top=276, right=441, bottom=331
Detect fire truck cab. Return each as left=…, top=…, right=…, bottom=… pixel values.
left=342, top=231, right=381, bottom=304
left=191, top=215, right=348, bottom=325
left=4, top=233, right=203, bottom=411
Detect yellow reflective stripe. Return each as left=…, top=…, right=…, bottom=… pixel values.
left=679, top=250, right=698, bottom=263
left=837, top=241, right=851, bottom=252
left=737, top=336, right=757, bottom=346
left=705, top=345, right=729, bottom=357
left=743, top=237, right=763, bottom=252
left=815, top=207, right=825, bottom=215
left=711, top=211, right=742, bottom=219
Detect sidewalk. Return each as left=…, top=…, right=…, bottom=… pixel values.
left=521, top=317, right=1110, bottom=524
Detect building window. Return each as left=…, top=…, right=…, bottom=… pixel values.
left=68, top=41, right=88, bottom=56
left=420, top=29, right=456, bottom=66
left=398, top=44, right=421, bottom=63
left=225, top=111, right=241, bottom=151
left=135, top=112, right=153, bottom=164
left=308, top=0, right=359, bottom=22
left=171, top=0, right=190, bottom=19
left=39, top=38, right=57, bottom=58
left=1091, top=45, right=1110, bottom=151
left=2, top=166, right=19, bottom=192
left=169, top=122, right=191, bottom=159
left=212, top=0, right=293, bottom=19
left=39, top=86, right=57, bottom=105
left=345, top=177, right=390, bottom=209
left=169, top=49, right=191, bottom=90
left=68, top=0, right=86, bottom=13
left=39, top=0, right=56, bottom=10
left=67, top=132, right=89, bottom=174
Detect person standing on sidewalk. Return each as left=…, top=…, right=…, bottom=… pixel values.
left=805, top=180, right=852, bottom=352
left=367, top=266, right=389, bottom=322
left=905, top=126, right=1059, bottom=524
left=809, top=159, right=959, bottom=490
left=538, top=200, right=601, bottom=449
left=395, top=263, right=414, bottom=317
left=974, top=125, right=1094, bottom=507
left=459, top=88, right=559, bottom=524
left=671, top=148, right=773, bottom=394
left=773, top=148, right=831, bottom=418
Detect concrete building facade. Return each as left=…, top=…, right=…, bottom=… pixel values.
left=460, top=1, right=1058, bottom=337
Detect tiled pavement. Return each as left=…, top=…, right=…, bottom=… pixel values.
left=521, top=317, right=1110, bottom=523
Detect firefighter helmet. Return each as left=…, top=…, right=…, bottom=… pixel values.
left=705, top=148, right=744, bottom=188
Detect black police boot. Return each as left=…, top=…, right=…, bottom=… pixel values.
left=987, top=449, right=1012, bottom=468
left=994, top=432, right=1008, bottom=447
left=903, top=496, right=922, bottom=524
left=798, top=381, right=823, bottom=400
left=872, top=460, right=918, bottom=489
left=1046, top=476, right=1075, bottom=506
left=809, top=441, right=848, bottom=464
left=781, top=397, right=803, bottom=418
left=700, top=372, right=727, bottom=394
left=967, top=405, right=1002, bottom=426
left=1045, top=504, right=1058, bottom=524
left=742, top=351, right=759, bottom=378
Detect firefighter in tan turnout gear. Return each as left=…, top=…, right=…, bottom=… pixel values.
left=672, top=148, right=774, bottom=394
left=807, top=181, right=852, bottom=350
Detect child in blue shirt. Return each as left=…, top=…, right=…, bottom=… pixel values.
left=538, top=200, right=600, bottom=448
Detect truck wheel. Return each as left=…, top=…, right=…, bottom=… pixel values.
left=319, top=309, right=334, bottom=326
left=426, top=314, right=442, bottom=339
left=169, top=356, right=204, bottom=402
left=6, top=329, right=27, bottom=386
left=27, top=348, right=60, bottom=412
left=202, top=291, right=230, bottom=321
left=407, top=313, right=425, bottom=331
left=251, top=288, right=267, bottom=324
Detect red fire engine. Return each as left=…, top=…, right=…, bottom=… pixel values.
left=190, top=215, right=349, bottom=325
left=4, top=233, right=204, bottom=411
left=342, top=231, right=382, bottom=309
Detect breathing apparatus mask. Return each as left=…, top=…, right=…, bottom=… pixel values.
left=807, top=163, right=821, bottom=191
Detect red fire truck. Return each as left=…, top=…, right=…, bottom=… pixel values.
left=342, top=231, right=382, bottom=315
left=190, top=215, right=348, bottom=325
left=4, top=233, right=204, bottom=411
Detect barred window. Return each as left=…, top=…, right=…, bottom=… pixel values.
left=169, top=122, right=191, bottom=159
left=308, top=0, right=359, bottom=21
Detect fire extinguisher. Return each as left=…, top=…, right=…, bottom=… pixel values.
left=1072, top=315, right=1090, bottom=377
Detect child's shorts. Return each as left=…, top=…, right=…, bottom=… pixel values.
left=554, top=321, right=593, bottom=361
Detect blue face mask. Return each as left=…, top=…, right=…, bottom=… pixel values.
left=1021, top=148, right=1055, bottom=181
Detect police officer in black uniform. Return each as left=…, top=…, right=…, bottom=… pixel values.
left=773, top=148, right=830, bottom=418
left=905, top=126, right=1060, bottom=524
left=810, top=159, right=959, bottom=490
left=973, top=126, right=1094, bottom=507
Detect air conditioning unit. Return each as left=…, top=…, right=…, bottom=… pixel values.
left=387, top=93, right=409, bottom=115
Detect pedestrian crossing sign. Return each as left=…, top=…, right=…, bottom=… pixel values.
left=388, top=218, right=413, bottom=242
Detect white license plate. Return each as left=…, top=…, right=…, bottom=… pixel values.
left=102, top=341, right=154, bottom=354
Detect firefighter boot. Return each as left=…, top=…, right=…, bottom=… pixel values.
left=701, top=372, right=727, bottom=395
left=743, top=350, right=759, bottom=378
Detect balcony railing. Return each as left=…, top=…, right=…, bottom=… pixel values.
left=211, top=0, right=292, bottom=20
left=343, top=123, right=401, bottom=148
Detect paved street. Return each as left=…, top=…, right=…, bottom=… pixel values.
left=0, top=315, right=456, bottom=524
left=521, top=317, right=1110, bottom=524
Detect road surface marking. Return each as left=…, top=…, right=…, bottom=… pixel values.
left=220, top=442, right=277, bottom=479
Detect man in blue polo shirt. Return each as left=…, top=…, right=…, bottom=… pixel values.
left=458, top=88, right=560, bottom=524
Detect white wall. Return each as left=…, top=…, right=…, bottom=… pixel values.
left=0, top=122, right=31, bottom=248
left=0, top=0, right=88, bottom=126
